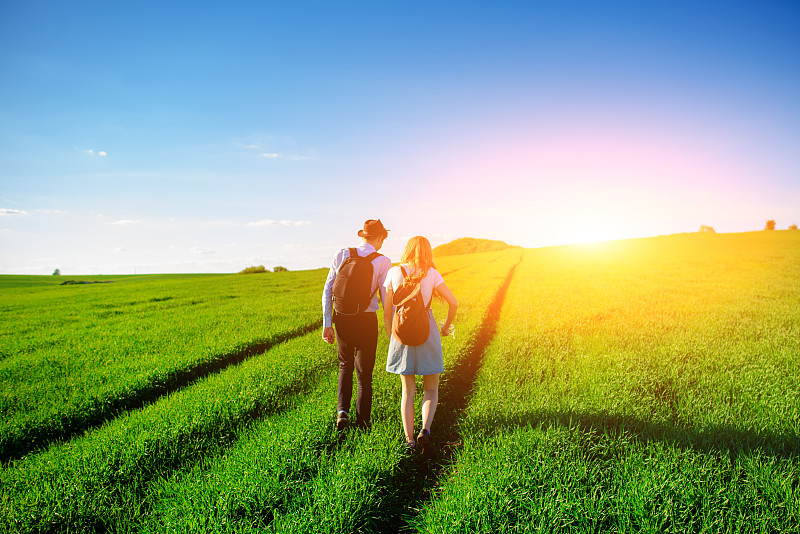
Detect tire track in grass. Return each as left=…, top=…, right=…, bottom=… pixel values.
left=132, top=251, right=520, bottom=533
left=230, top=254, right=521, bottom=534
left=371, top=254, right=522, bottom=534
left=135, top=372, right=346, bottom=532
left=1, top=319, right=321, bottom=464
left=0, top=331, right=338, bottom=532
left=439, top=248, right=519, bottom=277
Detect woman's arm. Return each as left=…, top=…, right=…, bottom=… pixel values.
left=435, top=282, right=458, bottom=336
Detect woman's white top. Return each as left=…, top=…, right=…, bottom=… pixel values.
left=384, top=264, right=445, bottom=307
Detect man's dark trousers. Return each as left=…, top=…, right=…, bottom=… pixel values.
left=334, top=312, right=378, bottom=428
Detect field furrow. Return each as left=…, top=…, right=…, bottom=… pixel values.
left=0, top=331, right=337, bottom=531
left=0, top=271, right=326, bottom=462
left=261, top=251, right=523, bottom=534
left=120, top=249, right=521, bottom=533
left=1, top=232, right=797, bottom=533
left=417, top=233, right=800, bottom=533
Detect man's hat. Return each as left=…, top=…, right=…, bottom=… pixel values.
left=358, top=219, right=389, bottom=238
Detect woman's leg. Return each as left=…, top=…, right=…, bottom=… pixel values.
left=400, top=374, right=417, bottom=444
left=420, top=373, right=439, bottom=432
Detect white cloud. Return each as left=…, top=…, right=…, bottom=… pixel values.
left=191, top=247, right=216, bottom=255
left=261, top=153, right=280, bottom=158
left=98, top=151, right=107, bottom=157
left=114, top=247, right=126, bottom=253
left=86, top=149, right=107, bottom=156
left=247, top=219, right=312, bottom=227
left=111, top=219, right=143, bottom=226
left=0, top=208, right=28, bottom=216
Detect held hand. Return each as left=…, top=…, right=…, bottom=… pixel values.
left=383, top=317, right=393, bottom=340
left=322, top=326, right=335, bottom=344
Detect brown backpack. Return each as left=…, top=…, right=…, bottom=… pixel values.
left=391, top=266, right=432, bottom=346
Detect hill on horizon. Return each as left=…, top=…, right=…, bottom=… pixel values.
left=433, top=229, right=799, bottom=259
left=433, top=237, right=517, bottom=257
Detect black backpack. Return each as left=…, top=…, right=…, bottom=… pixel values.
left=391, top=266, right=432, bottom=346
left=332, top=248, right=381, bottom=316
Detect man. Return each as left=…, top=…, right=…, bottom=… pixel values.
left=322, top=219, right=392, bottom=430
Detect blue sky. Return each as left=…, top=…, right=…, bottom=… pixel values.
left=2, top=1, right=798, bottom=274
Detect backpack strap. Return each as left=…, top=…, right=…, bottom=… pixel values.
left=363, top=250, right=382, bottom=303
left=337, top=248, right=358, bottom=273
left=425, top=275, right=433, bottom=310
left=399, top=265, right=433, bottom=310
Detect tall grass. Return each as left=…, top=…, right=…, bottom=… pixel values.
left=417, top=232, right=800, bottom=533
left=0, top=330, right=336, bottom=531
left=130, top=249, right=521, bottom=533
left=1, top=232, right=797, bottom=533
left=0, top=271, right=326, bottom=461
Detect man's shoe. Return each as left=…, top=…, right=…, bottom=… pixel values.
left=355, top=418, right=371, bottom=432
left=336, top=411, right=349, bottom=431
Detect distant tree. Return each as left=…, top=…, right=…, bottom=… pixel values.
left=789, top=224, right=798, bottom=230
left=52, top=269, right=61, bottom=276
left=238, top=265, right=269, bottom=274
left=699, top=225, right=716, bottom=233
left=764, top=220, right=776, bottom=231
left=273, top=266, right=288, bottom=272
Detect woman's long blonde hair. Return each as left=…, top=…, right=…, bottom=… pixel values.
left=400, top=236, right=437, bottom=284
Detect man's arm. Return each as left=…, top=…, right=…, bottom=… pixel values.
left=321, top=251, right=342, bottom=343
left=322, top=326, right=335, bottom=344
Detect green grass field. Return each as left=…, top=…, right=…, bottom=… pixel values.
left=0, top=270, right=325, bottom=462
left=1, top=231, right=798, bottom=533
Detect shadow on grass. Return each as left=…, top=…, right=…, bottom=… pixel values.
left=159, top=382, right=348, bottom=532
left=4, top=358, right=338, bottom=533
left=467, top=408, right=800, bottom=460
left=1, top=320, right=322, bottom=464
left=90, top=362, right=338, bottom=534
left=346, top=246, right=798, bottom=533
left=365, top=258, right=522, bottom=533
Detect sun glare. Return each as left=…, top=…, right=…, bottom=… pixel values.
left=546, top=214, right=633, bottom=247
left=514, top=219, right=631, bottom=251
left=570, top=227, right=621, bottom=245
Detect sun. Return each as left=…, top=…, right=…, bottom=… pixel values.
left=543, top=209, right=634, bottom=247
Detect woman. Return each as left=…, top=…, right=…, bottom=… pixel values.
left=383, top=236, right=458, bottom=453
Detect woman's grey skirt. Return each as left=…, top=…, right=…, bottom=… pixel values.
left=386, top=311, right=444, bottom=376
